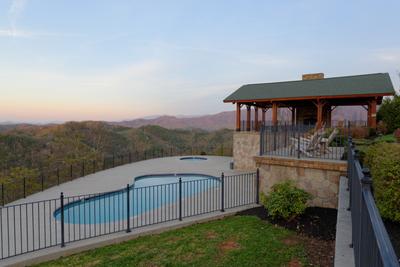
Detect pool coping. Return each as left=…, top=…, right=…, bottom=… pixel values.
left=1, top=204, right=260, bottom=267
left=52, top=173, right=221, bottom=221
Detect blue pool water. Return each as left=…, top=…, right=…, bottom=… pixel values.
left=54, top=174, right=218, bottom=224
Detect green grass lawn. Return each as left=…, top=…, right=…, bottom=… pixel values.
left=36, top=216, right=308, bottom=267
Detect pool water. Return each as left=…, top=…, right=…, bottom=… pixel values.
left=54, top=174, right=218, bottom=224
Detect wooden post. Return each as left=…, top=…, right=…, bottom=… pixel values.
left=316, top=100, right=324, bottom=129
left=369, top=99, right=377, bottom=128
left=262, top=108, right=266, bottom=126
left=246, top=105, right=251, bottom=131
left=291, top=107, right=296, bottom=125
left=236, top=102, right=241, bottom=131
left=327, top=106, right=332, bottom=127
left=272, top=102, right=278, bottom=126
left=367, top=102, right=372, bottom=127
left=254, top=106, right=259, bottom=131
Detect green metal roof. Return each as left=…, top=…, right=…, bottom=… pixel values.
left=224, top=73, right=395, bottom=102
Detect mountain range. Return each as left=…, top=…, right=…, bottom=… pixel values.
left=112, top=107, right=367, bottom=131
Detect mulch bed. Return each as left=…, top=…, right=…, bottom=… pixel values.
left=384, top=219, right=400, bottom=259
left=237, top=206, right=337, bottom=266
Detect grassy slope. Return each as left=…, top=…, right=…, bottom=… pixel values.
left=36, top=216, right=307, bottom=267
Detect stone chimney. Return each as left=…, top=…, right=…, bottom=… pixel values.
left=302, top=73, right=324, bottom=80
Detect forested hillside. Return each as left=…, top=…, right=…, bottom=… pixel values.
left=0, top=121, right=233, bottom=203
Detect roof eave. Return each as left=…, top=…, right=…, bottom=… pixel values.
left=223, top=92, right=395, bottom=103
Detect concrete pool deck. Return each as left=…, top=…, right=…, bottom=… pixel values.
left=1, top=156, right=256, bottom=266
left=9, top=156, right=244, bottom=205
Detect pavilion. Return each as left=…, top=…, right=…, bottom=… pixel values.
left=224, top=73, right=395, bottom=130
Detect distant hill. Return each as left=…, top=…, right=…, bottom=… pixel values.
left=0, top=121, right=233, bottom=172
left=112, top=111, right=235, bottom=131
left=112, top=107, right=367, bottom=130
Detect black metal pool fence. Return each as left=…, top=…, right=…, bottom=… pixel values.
left=348, top=138, right=399, bottom=267
left=0, top=171, right=258, bottom=260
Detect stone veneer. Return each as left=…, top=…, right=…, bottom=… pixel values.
left=254, top=156, right=347, bottom=209
left=233, top=131, right=260, bottom=170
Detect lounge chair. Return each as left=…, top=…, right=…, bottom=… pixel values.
left=290, top=128, right=325, bottom=157
left=319, top=128, right=339, bottom=153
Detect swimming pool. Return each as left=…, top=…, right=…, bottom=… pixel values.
left=54, top=174, right=219, bottom=224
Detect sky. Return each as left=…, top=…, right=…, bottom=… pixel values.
left=0, top=0, right=399, bottom=123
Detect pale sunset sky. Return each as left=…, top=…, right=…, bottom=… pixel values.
left=1, top=0, right=399, bottom=123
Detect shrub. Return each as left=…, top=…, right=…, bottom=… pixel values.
left=364, top=143, right=400, bottom=222
left=394, top=129, right=400, bottom=143
left=262, top=181, right=311, bottom=221
left=377, top=121, right=388, bottom=135
left=350, top=126, right=369, bottom=139
left=377, top=95, right=400, bottom=133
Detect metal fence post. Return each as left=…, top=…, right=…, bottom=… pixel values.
left=256, top=168, right=260, bottom=204
left=23, top=177, right=26, bottom=198
left=179, top=178, right=182, bottom=221
left=92, top=160, right=96, bottom=173
left=57, top=168, right=60, bottom=185
left=126, top=184, right=131, bottom=233
left=221, top=173, right=225, bottom=212
left=70, top=164, right=73, bottom=180
left=81, top=161, right=85, bottom=177
left=41, top=173, right=44, bottom=191
left=297, top=129, right=301, bottom=159
left=2, top=183, right=4, bottom=206
left=60, top=192, right=65, bottom=247
left=259, top=127, right=263, bottom=156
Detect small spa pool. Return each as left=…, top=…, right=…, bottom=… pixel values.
left=54, top=174, right=219, bottom=224
left=180, top=156, right=207, bottom=161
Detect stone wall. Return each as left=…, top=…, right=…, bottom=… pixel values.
left=254, top=156, right=347, bottom=209
left=233, top=132, right=260, bottom=170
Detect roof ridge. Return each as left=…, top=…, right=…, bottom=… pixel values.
left=241, top=72, right=388, bottom=87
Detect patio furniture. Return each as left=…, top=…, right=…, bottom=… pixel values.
left=319, top=128, right=339, bottom=154
left=290, top=128, right=325, bottom=157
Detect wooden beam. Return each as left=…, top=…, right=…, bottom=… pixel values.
left=262, top=108, right=266, bottom=126
left=246, top=105, right=251, bottom=131
left=291, top=107, right=296, bottom=125
left=272, top=102, right=278, bottom=126
left=316, top=101, right=325, bottom=129
left=369, top=99, right=377, bottom=128
left=254, top=107, right=259, bottom=131
left=236, top=102, right=241, bottom=131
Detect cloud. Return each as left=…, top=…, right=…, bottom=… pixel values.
left=0, top=0, right=35, bottom=38
left=0, top=29, right=31, bottom=37
left=8, top=0, right=27, bottom=30
left=372, top=49, right=400, bottom=63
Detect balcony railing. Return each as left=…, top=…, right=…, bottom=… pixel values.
left=260, top=124, right=349, bottom=161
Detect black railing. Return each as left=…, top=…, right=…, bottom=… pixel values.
left=0, top=171, right=258, bottom=260
left=0, top=146, right=232, bottom=206
left=239, top=120, right=292, bottom=131
left=348, top=138, right=399, bottom=267
left=260, top=124, right=351, bottom=160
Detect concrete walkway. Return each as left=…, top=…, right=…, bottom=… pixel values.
left=9, top=156, right=241, bottom=205
left=334, top=176, right=355, bottom=267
